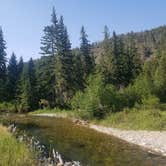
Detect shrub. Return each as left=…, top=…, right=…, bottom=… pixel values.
left=0, top=102, right=17, bottom=113
left=71, top=73, right=127, bottom=119
left=141, top=95, right=160, bottom=109
left=71, top=91, right=84, bottom=110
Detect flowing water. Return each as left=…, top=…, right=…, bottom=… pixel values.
left=1, top=114, right=166, bottom=166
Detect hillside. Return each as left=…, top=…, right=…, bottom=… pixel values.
left=92, top=25, right=166, bottom=63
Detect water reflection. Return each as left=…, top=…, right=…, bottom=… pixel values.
left=1, top=114, right=166, bottom=166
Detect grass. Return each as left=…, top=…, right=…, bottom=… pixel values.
left=0, top=102, right=17, bottom=112
left=30, top=108, right=92, bottom=119
left=0, top=125, right=35, bottom=166
left=31, top=108, right=166, bottom=131
left=95, top=108, right=166, bottom=131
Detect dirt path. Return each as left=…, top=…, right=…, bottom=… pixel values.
left=34, top=113, right=166, bottom=156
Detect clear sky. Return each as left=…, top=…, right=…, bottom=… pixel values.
left=0, top=0, right=166, bottom=61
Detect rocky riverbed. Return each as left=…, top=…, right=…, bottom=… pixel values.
left=89, top=125, right=166, bottom=156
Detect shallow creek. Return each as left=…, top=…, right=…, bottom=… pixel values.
left=1, top=114, right=166, bottom=166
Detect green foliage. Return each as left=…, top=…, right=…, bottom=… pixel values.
left=19, top=75, right=31, bottom=112
left=0, top=102, right=17, bottom=113
left=80, top=26, right=94, bottom=78
left=0, top=27, right=7, bottom=102
left=54, top=16, right=75, bottom=107
left=1, top=7, right=166, bottom=119
left=71, top=74, right=105, bottom=118
left=154, top=55, right=166, bottom=102
left=71, top=73, right=126, bottom=119
left=98, top=108, right=166, bottom=130
left=40, top=7, right=58, bottom=56
left=36, top=56, right=55, bottom=107
left=0, top=125, right=34, bottom=166
left=19, top=58, right=38, bottom=112
left=6, top=53, right=18, bottom=101
left=141, top=96, right=160, bottom=109
left=99, top=29, right=142, bottom=87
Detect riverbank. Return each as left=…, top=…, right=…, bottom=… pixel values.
left=30, top=108, right=166, bottom=130
left=0, top=125, right=34, bottom=166
left=32, top=111, right=166, bottom=156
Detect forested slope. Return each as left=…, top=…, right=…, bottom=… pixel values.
left=0, top=8, right=166, bottom=120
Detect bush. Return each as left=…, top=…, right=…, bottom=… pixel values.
left=71, top=91, right=84, bottom=110
left=71, top=73, right=127, bottom=119
left=71, top=74, right=106, bottom=119
left=0, top=102, right=17, bottom=113
left=141, top=95, right=160, bottom=109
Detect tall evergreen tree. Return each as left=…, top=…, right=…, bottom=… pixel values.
left=20, top=58, right=38, bottom=111
left=55, top=16, right=75, bottom=106
left=99, top=26, right=113, bottom=83
left=111, top=31, right=126, bottom=87
left=0, top=27, right=7, bottom=101
left=124, top=33, right=142, bottom=86
left=20, top=65, right=31, bottom=112
left=73, top=53, right=85, bottom=90
left=36, top=56, right=55, bottom=107
left=40, top=7, right=58, bottom=56
left=6, top=53, right=18, bottom=101
left=28, top=58, right=38, bottom=110
left=80, top=26, right=94, bottom=79
left=16, top=57, right=24, bottom=103
left=154, top=55, right=166, bottom=102
left=17, top=57, right=24, bottom=76
left=101, top=30, right=125, bottom=86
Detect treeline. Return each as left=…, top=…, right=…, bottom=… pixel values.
left=0, top=8, right=94, bottom=112
left=0, top=8, right=166, bottom=118
left=93, top=25, right=166, bottom=62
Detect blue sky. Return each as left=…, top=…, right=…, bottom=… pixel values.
left=0, top=0, right=166, bottom=61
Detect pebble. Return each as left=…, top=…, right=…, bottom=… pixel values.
left=90, top=124, right=166, bottom=156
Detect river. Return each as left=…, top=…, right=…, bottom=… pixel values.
left=1, top=114, right=166, bottom=166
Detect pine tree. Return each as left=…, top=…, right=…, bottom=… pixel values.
left=0, top=27, right=7, bottom=101
left=17, top=57, right=24, bottom=76
left=36, top=56, right=55, bottom=107
left=55, top=16, right=75, bottom=106
left=40, top=7, right=58, bottom=106
left=20, top=58, right=38, bottom=111
left=6, top=53, right=18, bottom=101
left=28, top=58, right=38, bottom=110
left=73, top=53, right=85, bottom=90
left=124, top=33, right=142, bottom=86
left=16, top=57, right=24, bottom=103
left=80, top=26, right=94, bottom=79
left=20, top=65, right=31, bottom=112
left=99, top=26, right=113, bottom=83
left=111, top=31, right=126, bottom=87
left=40, top=7, right=58, bottom=56
left=154, top=55, right=166, bottom=102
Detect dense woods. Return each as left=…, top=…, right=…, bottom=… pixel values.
left=0, top=8, right=166, bottom=119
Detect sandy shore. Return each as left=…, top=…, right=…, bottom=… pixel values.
left=34, top=113, right=166, bottom=156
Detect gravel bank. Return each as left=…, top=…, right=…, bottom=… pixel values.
left=89, top=124, right=166, bottom=156
left=34, top=114, right=166, bottom=156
